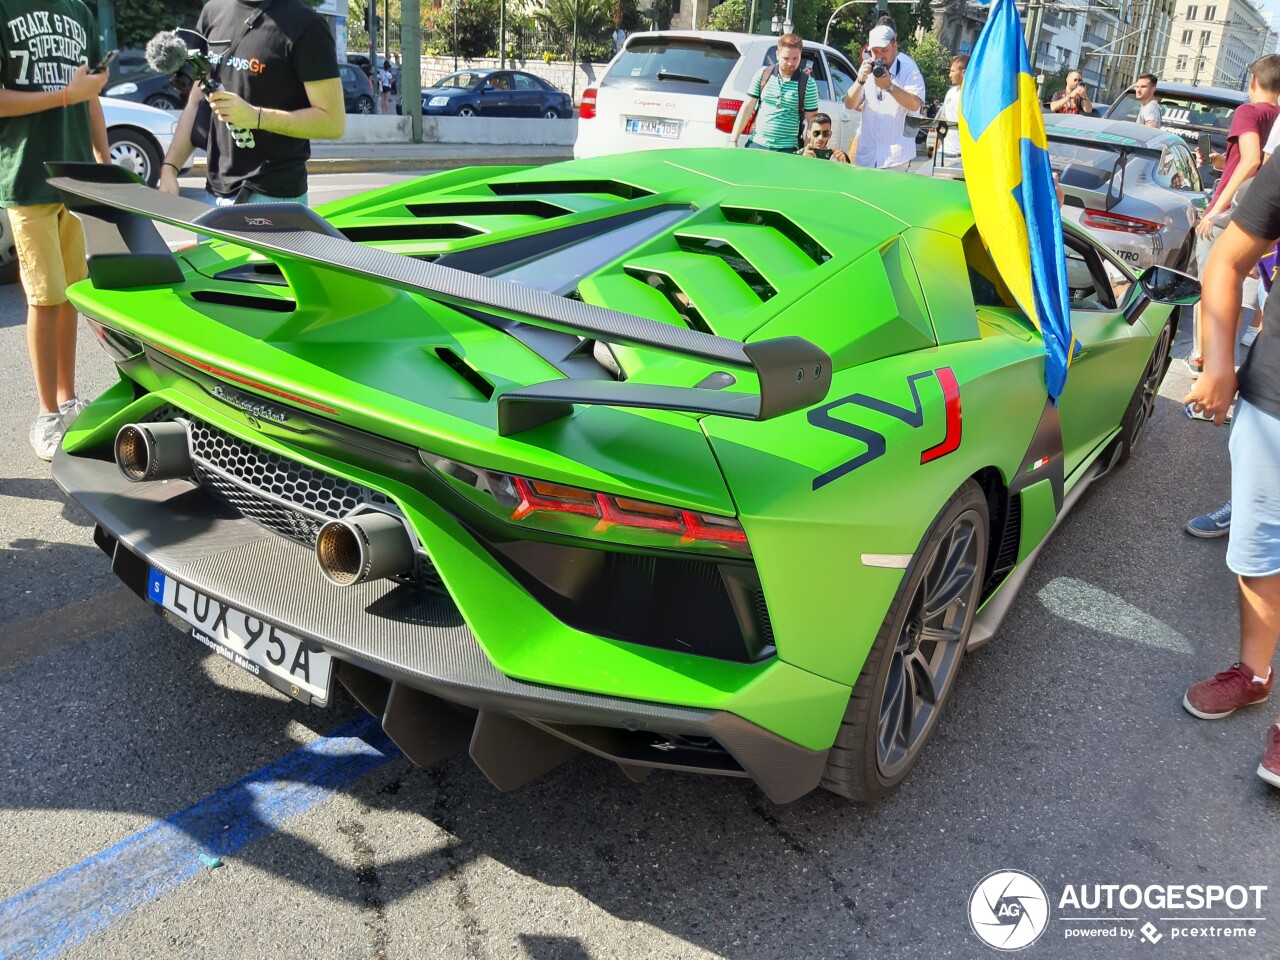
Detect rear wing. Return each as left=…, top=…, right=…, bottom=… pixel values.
left=1048, top=133, right=1144, bottom=213
left=50, top=163, right=831, bottom=437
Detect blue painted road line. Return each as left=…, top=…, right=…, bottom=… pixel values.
left=0, top=713, right=398, bottom=960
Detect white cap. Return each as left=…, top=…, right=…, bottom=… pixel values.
left=868, top=24, right=896, bottom=47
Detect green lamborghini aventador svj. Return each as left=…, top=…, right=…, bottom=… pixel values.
left=48, top=150, right=1197, bottom=802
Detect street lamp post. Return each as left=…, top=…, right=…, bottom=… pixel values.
left=452, top=0, right=458, bottom=71
left=823, top=0, right=918, bottom=47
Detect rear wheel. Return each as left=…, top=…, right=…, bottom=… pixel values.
left=542, top=106, right=561, bottom=119
left=822, top=481, right=989, bottom=801
left=355, top=95, right=375, bottom=115
left=1118, top=320, right=1172, bottom=463
left=108, top=128, right=162, bottom=187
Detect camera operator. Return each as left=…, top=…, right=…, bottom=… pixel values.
left=157, top=0, right=345, bottom=206
left=796, top=114, right=849, bottom=162
left=1050, top=70, right=1093, bottom=115
left=845, top=20, right=926, bottom=171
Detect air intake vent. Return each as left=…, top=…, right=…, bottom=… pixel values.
left=339, top=223, right=484, bottom=241
left=624, top=268, right=710, bottom=332
left=674, top=236, right=777, bottom=301
left=191, top=290, right=295, bottom=313
left=721, top=207, right=831, bottom=264
left=406, top=199, right=572, bottom=219
left=212, top=262, right=288, bottom=286
left=487, top=179, right=655, bottom=200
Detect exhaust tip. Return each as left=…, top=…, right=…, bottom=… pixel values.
left=114, top=421, right=193, bottom=483
left=316, top=513, right=415, bottom=587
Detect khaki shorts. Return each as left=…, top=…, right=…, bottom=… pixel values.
left=7, top=203, right=87, bottom=306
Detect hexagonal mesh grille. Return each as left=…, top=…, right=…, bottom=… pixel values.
left=184, top=416, right=389, bottom=546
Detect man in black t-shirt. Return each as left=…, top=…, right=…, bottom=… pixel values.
left=1183, top=153, right=1280, bottom=791
left=158, top=0, right=343, bottom=204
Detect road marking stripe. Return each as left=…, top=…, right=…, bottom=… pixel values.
left=0, top=714, right=397, bottom=960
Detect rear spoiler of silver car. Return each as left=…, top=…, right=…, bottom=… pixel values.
left=49, top=163, right=831, bottom=436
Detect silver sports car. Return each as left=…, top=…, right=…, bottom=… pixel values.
left=1045, top=115, right=1205, bottom=273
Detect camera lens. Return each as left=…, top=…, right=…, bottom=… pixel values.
left=872, top=59, right=887, bottom=79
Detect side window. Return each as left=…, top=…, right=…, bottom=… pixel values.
left=1170, top=142, right=1201, bottom=191
left=801, top=48, right=829, bottom=98
left=828, top=54, right=856, bottom=100
left=514, top=73, right=538, bottom=91
left=1153, top=146, right=1178, bottom=189
left=1064, top=233, right=1132, bottom=310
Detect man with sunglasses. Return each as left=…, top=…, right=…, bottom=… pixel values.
left=796, top=113, right=849, bottom=162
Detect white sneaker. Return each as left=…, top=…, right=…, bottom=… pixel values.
left=1241, top=325, right=1261, bottom=347
left=58, top=396, right=87, bottom=427
left=29, top=412, right=65, bottom=461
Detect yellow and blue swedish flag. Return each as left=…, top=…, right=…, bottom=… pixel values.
left=960, top=0, right=1075, bottom=400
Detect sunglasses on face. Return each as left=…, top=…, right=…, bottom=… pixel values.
left=811, top=129, right=832, bottom=138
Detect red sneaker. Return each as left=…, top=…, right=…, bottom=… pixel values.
left=1184, top=663, right=1273, bottom=719
left=1259, top=724, right=1280, bottom=789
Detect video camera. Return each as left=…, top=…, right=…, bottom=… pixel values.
left=144, top=29, right=218, bottom=96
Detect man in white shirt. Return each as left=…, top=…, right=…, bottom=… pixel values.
left=845, top=20, right=926, bottom=171
left=1134, top=73, right=1163, bottom=128
left=936, top=54, right=968, bottom=168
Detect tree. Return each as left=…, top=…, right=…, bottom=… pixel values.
left=703, top=0, right=746, bottom=30
left=908, top=31, right=950, bottom=105
left=116, top=0, right=203, bottom=50
left=534, top=0, right=615, bottom=60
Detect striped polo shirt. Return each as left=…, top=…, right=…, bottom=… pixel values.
left=748, top=66, right=819, bottom=151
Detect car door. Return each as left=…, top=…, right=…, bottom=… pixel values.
left=824, top=51, right=861, bottom=153
left=482, top=72, right=517, bottom=116
left=512, top=72, right=542, bottom=117
left=1055, top=230, right=1158, bottom=474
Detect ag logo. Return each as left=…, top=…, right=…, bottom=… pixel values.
left=969, top=870, right=1050, bottom=951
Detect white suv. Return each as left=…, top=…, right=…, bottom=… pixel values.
left=575, top=31, right=862, bottom=159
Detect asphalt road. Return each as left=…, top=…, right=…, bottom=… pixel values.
left=0, top=170, right=1277, bottom=960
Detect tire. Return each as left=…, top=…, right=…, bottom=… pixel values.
left=108, top=128, right=162, bottom=187
left=542, top=106, right=561, bottom=119
left=355, top=96, right=375, bottom=115
left=144, top=94, right=180, bottom=111
left=822, top=480, right=989, bottom=801
left=457, top=105, right=477, bottom=117
left=1117, top=320, right=1172, bottom=464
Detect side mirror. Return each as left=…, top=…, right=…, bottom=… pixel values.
left=481, top=83, right=495, bottom=93
left=1139, top=265, right=1201, bottom=305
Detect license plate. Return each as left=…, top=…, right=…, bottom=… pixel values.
left=626, top=117, right=680, bottom=139
left=147, top=567, right=332, bottom=706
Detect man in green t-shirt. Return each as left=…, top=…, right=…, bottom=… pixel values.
left=0, top=0, right=110, bottom=460
left=729, top=33, right=819, bottom=153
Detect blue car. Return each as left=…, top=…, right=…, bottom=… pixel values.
left=412, top=69, right=572, bottom=118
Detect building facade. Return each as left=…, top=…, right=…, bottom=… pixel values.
left=1160, top=0, right=1273, bottom=90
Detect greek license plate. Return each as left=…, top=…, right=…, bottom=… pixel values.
left=626, top=118, right=680, bottom=138
left=147, top=567, right=332, bottom=706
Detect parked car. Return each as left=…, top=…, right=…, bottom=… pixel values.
left=574, top=30, right=862, bottom=159
left=402, top=69, right=572, bottom=118
left=0, top=97, right=181, bottom=284
left=1103, top=80, right=1245, bottom=185
left=50, top=150, right=1194, bottom=803
left=339, top=61, right=377, bottom=115
left=103, top=70, right=185, bottom=111
left=1045, top=115, right=1205, bottom=272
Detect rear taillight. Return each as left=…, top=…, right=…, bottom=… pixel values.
left=715, top=98, right=743, bottom=134
left=1081, top=209, right=1162, bottom=235
left=422, top=453, right=750, bottom=555
left=579, top=88, right=597, bottom=120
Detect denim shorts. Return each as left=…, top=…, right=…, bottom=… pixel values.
left=1227, top=397, right=1280, bottom=577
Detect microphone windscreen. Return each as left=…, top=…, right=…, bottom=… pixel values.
left=145, top=31, right=189, bottom=74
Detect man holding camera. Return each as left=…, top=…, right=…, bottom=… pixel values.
left=845, top=20, right=925, bottom=171
left=796, top=114, right=849, bottom=162
left=1050, top=70, right=1093, bottom=115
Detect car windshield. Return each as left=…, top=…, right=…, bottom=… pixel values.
left=602, top=38, right=738, bottom=93
left=435, top=72, right=485, bottom=89
left=1110, top=91, right=1237, bottom=137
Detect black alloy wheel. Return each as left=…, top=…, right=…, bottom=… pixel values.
left=1119, top=320, right=1172, bottom=463
left=822, top=481, right=988, bottom=800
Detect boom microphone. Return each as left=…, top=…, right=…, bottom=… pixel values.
left=144, top=30, right=189, bottom=74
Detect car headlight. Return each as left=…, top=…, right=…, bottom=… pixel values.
left=105, top=82, right=138, bottom=96
left=428, top=96, right=449, bottom=106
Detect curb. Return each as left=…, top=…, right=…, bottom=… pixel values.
left=187, top=152, right=574, bottom=177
